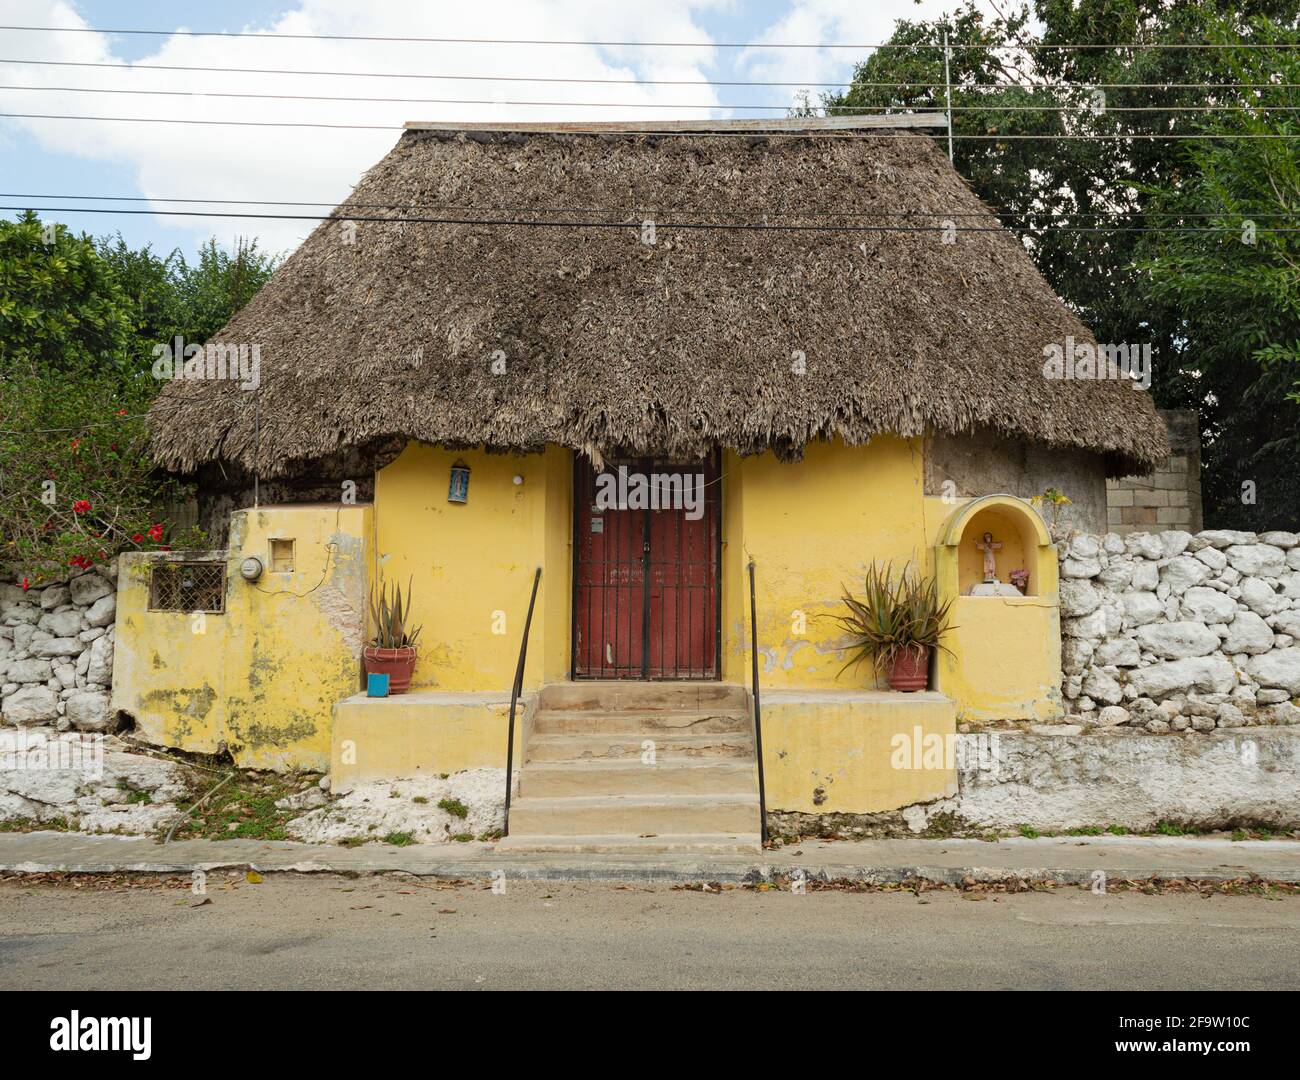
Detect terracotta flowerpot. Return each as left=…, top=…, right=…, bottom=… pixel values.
left=363, top=645, right=417, bottom=694
left=887, top=645, right=930, bottom=692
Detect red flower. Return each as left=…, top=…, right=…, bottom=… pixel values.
left=70, top=437, right=80, bottom=452
left=131, top=533, right=144, bottom=543
left=147, top=524, right=164, bottom=541
left=20, top=578, right=29, bottom=590
left=68, top=555, right=93, bottom=569
left=116, top=408, right=127, bottom=416
left=159, top=545, right=171, bottom=552
left=72, top=500, right=91, bottom=514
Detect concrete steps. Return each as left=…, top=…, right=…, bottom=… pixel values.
left=504, top=681, right=761, bottom=853
left=526, top=731, right=755, bottom=762
left=537, top=681, right=748, bottom=712
left=532, top=708, right=750, bottom=735
left=495, top=833, right=762, bottom=854
left=507, top=794, right=760, bottom=836
left=521, top=759, right=757, bottom=797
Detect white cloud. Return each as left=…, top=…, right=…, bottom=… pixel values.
left=0, top=0, right=1028, bottom=254
left=0, top=0, right=733, bottom=252
left=735, top=0, right=1021, bottom=107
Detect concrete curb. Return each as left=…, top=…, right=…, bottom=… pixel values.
left=2, top=832, right=1298, bottom=885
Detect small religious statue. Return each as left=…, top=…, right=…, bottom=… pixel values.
left=975, top=531, right=1002, bottom=583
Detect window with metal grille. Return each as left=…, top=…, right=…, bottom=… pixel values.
left=148, top=561, right=226, bottom=613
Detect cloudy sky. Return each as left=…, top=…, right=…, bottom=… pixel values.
left=0, top=0, right=1007, bottom=257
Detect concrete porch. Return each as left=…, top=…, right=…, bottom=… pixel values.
left=329, top=680, right=957, bottom=853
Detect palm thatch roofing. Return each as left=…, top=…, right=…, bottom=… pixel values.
left=148, top=117, right=1168, bottom=478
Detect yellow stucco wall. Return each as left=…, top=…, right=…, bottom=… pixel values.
left=111, top=504, right=370, bottom=770
left=331, top=690, right=529, bottom=793
left=373, top=443, right=571, bottom=692
left=110, top=437, right=1064, bottom=789
left=928, top=494, right=1064, bottom=722
left=761, top=690, right=957, bottom=813
left=722, top=436, right=928, bottom=689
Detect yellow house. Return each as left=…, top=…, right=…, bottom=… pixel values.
left=127, top=118, right=1168, bottom=851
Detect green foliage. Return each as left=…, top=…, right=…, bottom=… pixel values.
left=829, top=562, right=954, bottom=677
left=1136, top=18, right=1300, bottom=527
left=824, top=2, right=1300, bottom=527
left=167, top=770, right=318, bottom=842
left=0, top=213, right=277, bottom=580
left=368, top=575, right=423, bottom=649
left=382, top=831, right=416, bottom=846
left=437, top=797, right=469, bottom=819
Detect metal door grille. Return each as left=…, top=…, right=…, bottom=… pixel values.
left=572, top=454, right=720, bottom=680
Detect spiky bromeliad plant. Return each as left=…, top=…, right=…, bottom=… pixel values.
left=830, top=562, right=955, bottom=679
left=368, top=576, right=423, bottom=650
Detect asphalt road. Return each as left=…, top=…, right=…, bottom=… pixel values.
left=2, top=873, right=1297, bottom=990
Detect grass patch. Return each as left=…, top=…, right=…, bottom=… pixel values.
left=382, top=831, right=416, bottom=847
left=1065, top=826, right=1102, bottom=836
left=1154, top=819, right=1185, bottom=836
left=165, top=770, right=323, bottom=842
left=437, top=797, right=469, bottom=820
left=452, top=833, right=474, bottom=843
left=0, top=816, right=73, bottom=833
left=1106, top=824, right=1129, bottom=836
left=337, top=836, right=366, bottom=848
left=115, top=778, right=153, bottom=805
left=1017, top=824, right=1040, bottom=839
left=411, top=796, right=428, bottom=805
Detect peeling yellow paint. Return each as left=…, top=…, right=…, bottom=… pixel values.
left=112, top=505, right=371, bottom=770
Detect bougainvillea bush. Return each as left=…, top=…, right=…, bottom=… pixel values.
left=0, top=212, right=244, bottom=583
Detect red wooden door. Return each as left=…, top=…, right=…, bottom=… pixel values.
left=573, top=455, right=719, bottom=679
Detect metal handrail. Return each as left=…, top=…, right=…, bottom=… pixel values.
left=503, top=566, right=542, bottom=837
left=747, top=558, right=768, bottom=845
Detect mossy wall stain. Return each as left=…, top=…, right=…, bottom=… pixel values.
left=112, top=506, right=372, bottom=771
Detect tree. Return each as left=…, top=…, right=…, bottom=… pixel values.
left=1, top=216, right=278, bottom=580
left=1136, top=19, right=1300, bottom=527
left=823, top=1, right=1300, bottom=527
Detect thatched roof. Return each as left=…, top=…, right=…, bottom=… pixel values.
left=148, top=118, right=1168, bottom=478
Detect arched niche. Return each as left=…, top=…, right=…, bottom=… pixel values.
left=936, top=495, right=1055, bottom=599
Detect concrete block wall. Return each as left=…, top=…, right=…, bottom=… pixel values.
left=1107, top=409, right=1203, bottom=535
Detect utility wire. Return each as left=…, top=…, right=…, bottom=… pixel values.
left=3, top=58, right=1296, bottom=91
left=3, top=84, right=1299, bottom=112
left=8, top=192, right=1297, bottom=221
left=4, top=25, right=1300, bottom=49
left=6, top=205, right=1295, bottom=233
left=2, top=113, right=1295, bottom=137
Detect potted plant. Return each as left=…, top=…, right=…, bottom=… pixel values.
left=363, top=576, right=422, bottom=694
left=830, top=562, right=955, bottom=692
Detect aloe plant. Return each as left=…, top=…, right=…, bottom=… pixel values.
left=368, top=575, right=423, bottom=649
left=829, top=562, right=954, bottom=677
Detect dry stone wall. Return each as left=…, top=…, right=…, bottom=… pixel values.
left=0, top=565, right=118, bottom=732
left=1059, top=529, right=1300, bottom=732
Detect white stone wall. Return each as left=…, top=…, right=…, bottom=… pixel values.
left=1059, top=529, right=1300, bottom=732
left=0, top=565, right=117, bottom=732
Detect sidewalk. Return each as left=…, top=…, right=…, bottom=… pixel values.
left=1, top=830, right=1297, bottom=884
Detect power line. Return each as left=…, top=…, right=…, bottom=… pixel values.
left=8, top=192, right=1297, bottom=221
left=4, top=58, right=1297, bottom=91
left=7, top=204, right=1296, bottom=234
left=3, top=112, right=1296, bottom=137
left=4, top=24, right=1299, bottom=49
left=3, top=84, right=1299, bottom=113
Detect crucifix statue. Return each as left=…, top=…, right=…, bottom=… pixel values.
left=975, top=531, right=1002, bottom=582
